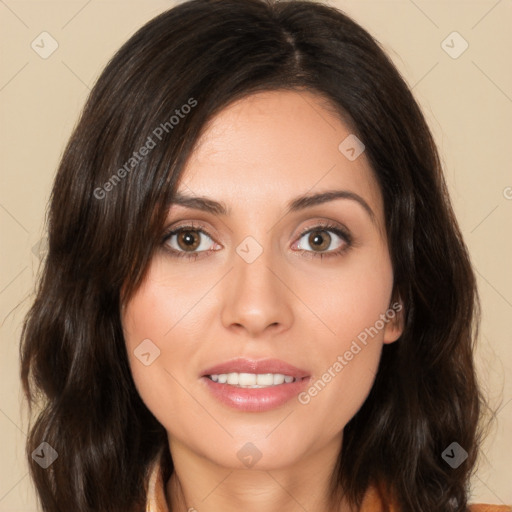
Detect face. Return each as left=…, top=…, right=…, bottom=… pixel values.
left=121, top=90, right=402, bottom=471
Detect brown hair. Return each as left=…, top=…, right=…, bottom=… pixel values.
left=20, top=0, right=490, bottom=510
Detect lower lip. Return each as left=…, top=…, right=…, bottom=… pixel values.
left=201, top=376, right=310, bottom=412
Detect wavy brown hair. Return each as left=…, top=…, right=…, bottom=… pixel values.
left=20, top=0, right=490, bottom=510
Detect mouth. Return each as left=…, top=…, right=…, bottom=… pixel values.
left=200, top=358, right=311, bottom=412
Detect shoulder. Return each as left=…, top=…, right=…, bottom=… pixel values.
left=362, top=481, right=511, bottom=512
left=468, top=505, right=512, bottom=512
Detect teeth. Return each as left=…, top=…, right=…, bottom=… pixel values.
left=209, top=372, right=298, bottom=388
left=273, top=374, right=285, bottom=385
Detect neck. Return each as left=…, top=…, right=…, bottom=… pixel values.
left=165, top=436, right=355, bottom=512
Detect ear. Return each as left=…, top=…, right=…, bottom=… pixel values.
left=383, top=299, right=404, bottom=344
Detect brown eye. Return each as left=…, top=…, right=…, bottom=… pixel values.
left=163, top=226, right=218, bottom=258
left=307, top=230, right=331, bottom=252
left=176, top=230, right=201, bottom=251
left=295, top=226, right=349, bottom=255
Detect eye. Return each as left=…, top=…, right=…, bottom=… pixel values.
left=292, top=222, right=351, bottom=259
left=161, top=222, right=220, bottom=260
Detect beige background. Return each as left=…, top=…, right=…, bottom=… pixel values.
left=1, top=0, right=511, bottom=509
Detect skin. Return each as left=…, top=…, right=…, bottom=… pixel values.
left=122, top=89, right=403, bottom=512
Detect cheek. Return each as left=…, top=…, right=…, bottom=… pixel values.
left=292, top=249, right=394, bottom=431
left=302, top=243, right=394, bottom=344
left=121, top=261, right=204, bottom=429
left=122, top=254, right=209, bottom=352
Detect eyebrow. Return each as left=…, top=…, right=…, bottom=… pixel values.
left=168, top=190, right=376, bottom=223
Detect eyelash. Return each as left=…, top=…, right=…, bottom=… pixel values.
left=160, top=220, right=352, bottom=261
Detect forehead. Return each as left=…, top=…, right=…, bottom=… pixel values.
left=177, top=90, right=383, bottom=221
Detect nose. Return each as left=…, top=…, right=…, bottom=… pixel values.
left=220, top=246, right=294, bottom=337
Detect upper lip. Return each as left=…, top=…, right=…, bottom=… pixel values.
left=201, top=358, right=310, bottom=379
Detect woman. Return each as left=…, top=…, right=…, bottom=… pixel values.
left=19, top=0, right=511, bottom=511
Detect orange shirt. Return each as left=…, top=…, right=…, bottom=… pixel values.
left=145, top=457, right=511, bottom=512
